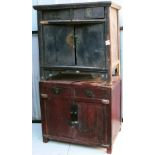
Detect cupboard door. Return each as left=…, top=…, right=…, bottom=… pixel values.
left=74, top=101, right=108, bottom=145
left=45, top=96, right=73, bottom=139
left=43, top=25, right=75, bottom=66
left=75, top=24, right=106, bottom=68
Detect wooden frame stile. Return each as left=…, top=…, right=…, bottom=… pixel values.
left=106, top=87, right=112, bottom=154
left=39, top=83, right=49, bottom=143
left=37, top=10, right=43, bottom=80
left=116, top=9, right=123, bottom=125
left=105, top=7, right=112, bottom=85
left=117, top=9, right=121, bottom=76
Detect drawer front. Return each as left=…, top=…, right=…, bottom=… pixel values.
left=40, top=83, right=73, bottom=97
left=74, top=7, right=104, bottom=19
left=43, top=9, right=71, bottom=20
left=50, top=86, right=72, bottom=97
left=75, top=87, right=109, bottom=99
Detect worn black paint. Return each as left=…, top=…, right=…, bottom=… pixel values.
left=42, top=22, right=106, bottom=69
left=75, top=23, right=106, bottom=68
left=43, top=25, right=75, bottom=66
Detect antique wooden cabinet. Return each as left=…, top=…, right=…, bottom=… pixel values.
left=34, top=1, right=122, bottom=154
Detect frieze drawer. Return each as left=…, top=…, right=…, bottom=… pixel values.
left=40, top=83, right=73, bottom=97
left=75, top=87, right=109, bottom=99
left=74, top=7, right=105, bottom=19
left=43, top=9, right=71, bottom=20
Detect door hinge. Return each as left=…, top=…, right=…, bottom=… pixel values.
left=41, top=94, right=48, bottom=99
left=102, top=99, right=109, bottom=104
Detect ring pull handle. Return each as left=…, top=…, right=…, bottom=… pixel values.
left=84, top=89, right=94, bottom=97
left=51, top=87, right=62, bottom=95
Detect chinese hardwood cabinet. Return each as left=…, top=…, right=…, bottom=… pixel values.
left=34, top=1, right=122, bottom=154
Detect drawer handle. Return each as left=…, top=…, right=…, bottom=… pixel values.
left=51, top=87, right=62, bottom=95
left=84, top=89, right=94, bottom=97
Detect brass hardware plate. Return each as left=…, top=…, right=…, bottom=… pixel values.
left=84, top=89, right=94, bottom=97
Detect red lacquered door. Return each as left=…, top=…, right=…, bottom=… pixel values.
left=45, top=96, right=73, bottom=138
left=73, top=99, right=109, bottom=146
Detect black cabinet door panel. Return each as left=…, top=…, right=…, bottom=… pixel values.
left=75, top=24, right=106, bottom=68
left=43, top=25, right=75, bottom=66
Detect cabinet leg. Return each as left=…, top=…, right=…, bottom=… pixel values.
left=43, top=136, right=49, bottom=143
left=107, top=147, right=112, bottom=154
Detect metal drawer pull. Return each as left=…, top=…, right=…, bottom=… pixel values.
left=51, top=87, right=62, bottom=95
left=84, top=89, right=94, bottom=97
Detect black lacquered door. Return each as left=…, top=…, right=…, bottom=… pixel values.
left=75, top=24, right=106, bottom=68
left=43, top=25, right=75, bottom=66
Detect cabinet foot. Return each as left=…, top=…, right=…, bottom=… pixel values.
left=107, top=147, right=112, bottom=154
left=43, top=136, right=49, bottom=143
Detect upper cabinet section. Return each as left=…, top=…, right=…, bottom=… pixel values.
left=34, top=1, right=121, bottom=82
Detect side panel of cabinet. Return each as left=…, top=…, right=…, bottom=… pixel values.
left=111, top=79, right=121, bottom=141
left=73, top=100, right=109, bottom=145
left=75, top=24, right=106, bottom=68
left=42, top=25, right=75, bottom=66
left=110, top=8, right=120, bottom=75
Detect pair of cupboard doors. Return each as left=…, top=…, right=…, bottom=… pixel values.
left=43, top=23, right=106, bottom=68
left=38, top=6, right=106, bottom=67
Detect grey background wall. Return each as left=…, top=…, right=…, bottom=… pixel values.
left=32, top=0, right=123, bottom=120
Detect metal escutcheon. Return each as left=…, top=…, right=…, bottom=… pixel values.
left=84, top=89, right=94, bottom=97
left=51, top=87, right=62, bottom=95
